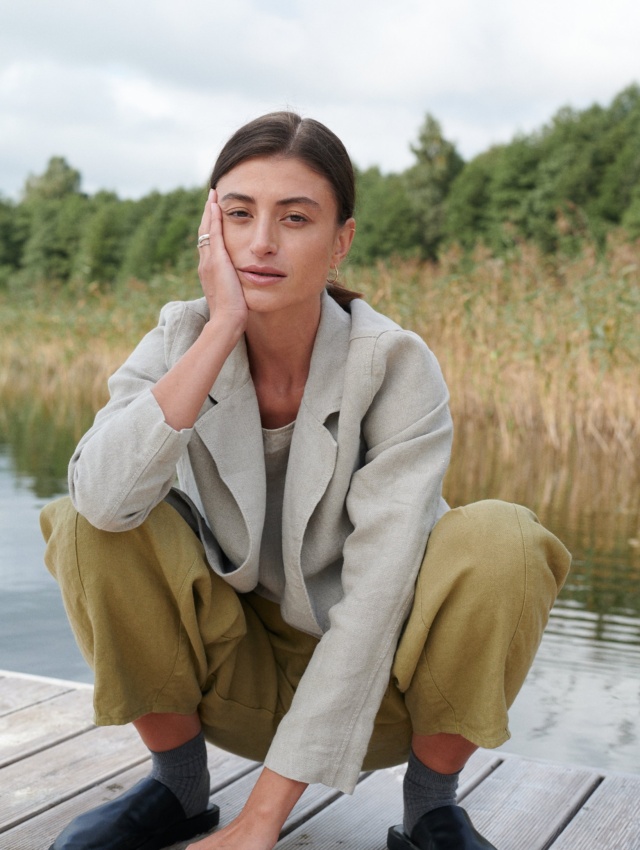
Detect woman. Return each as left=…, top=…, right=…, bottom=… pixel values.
left=41, top=112, right=571, bottom=850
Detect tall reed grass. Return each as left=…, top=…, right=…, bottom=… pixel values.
left=1, top=239, right=638, bottom=508
left=348, top=237, right=639, bottom=467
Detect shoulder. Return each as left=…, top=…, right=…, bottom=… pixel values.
left=346, top=298, right=441, bottom=390
left=348, top=298, right=433, bottom=364
left=348, top=297, right=404, bottom=339
left=158, top=297, right=208, bottom=329
left=156, top=297, right=209, bottom=363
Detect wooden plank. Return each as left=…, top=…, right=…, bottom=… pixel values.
left=0, top=688, right=94, bottom=767
left=3, top=744, right=256, bottom=849
left=282, top=780, right=343, bottom=837
left=461, top=757, right=602, bottom=850
left=0, top=676, right=71, bottom=717
left=550, top=774, right=640, bottom=850
left=0, top=724, right=149, bottom=832
left=276, top=768, right=405, bottom=849
left=458, top=749, right=503, bottom=799
left=4, top=763, right=150, bottom=850
left=210, top=767, right=342, bottom=836
left=160, top=761, right=343, bottom=849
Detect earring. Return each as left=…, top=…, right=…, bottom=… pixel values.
left=327, top=264, right=340, bottom=284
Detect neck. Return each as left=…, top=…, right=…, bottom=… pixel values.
left=245, top=296, right=322, bottom=387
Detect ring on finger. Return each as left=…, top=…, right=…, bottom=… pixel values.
left=197, top=234, right=211, bottom=248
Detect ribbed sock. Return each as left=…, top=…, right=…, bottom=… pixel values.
left=150, top=730, right=210, bottom=818
left=403, top=749, right=461, bottom=835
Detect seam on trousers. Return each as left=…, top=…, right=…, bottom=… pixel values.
left=207, top=680, right=281, bottom=717
left=505, top=503, right=529, bottom=656
left=73, top=509, right=90, bottom=604
left=152, top=554, right=203, bottom=708
left=423, top=645, right=458, bottom=726
left=95, top=705, right=176, bottom=726
left=409, top=718, right=509, bottom=750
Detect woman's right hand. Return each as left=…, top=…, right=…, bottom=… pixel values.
left=150, top=190, right=248, bottom=432
left=197, top=189, right=248, bottom=333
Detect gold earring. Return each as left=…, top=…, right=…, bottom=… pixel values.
left=327, top=264, right=340, bottom=284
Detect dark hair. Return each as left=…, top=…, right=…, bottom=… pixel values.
left=210, top=111, right=362, bottom=307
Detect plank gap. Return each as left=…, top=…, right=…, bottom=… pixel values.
left=208, top=759, right=260, bottom=795
left=0, top=755, right=151, bottom=834
left=458, top=756, right=504, bottom=800
left=0, top=724, right=96, bottom=770
left=542, top=773, right=606, bottom=850
left=0, top=689, right=78, bottom=721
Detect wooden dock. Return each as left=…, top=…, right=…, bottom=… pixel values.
left=1, top=669, right=638, bottom=850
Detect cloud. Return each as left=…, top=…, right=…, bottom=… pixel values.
left=0, top=0, right=638, bottom=198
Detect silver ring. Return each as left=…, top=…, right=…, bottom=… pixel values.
left=197, top=234, right=211, bottom=248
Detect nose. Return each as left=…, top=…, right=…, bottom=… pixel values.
left=250, top=216, right=277, bottom=256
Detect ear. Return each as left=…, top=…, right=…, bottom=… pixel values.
left=332, top=217, right=356, bottom=265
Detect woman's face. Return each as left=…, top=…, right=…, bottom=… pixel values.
left=216, top=156, right=355, bottom=317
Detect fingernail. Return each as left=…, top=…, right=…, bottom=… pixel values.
left=208, top=188, right=214, bottom=199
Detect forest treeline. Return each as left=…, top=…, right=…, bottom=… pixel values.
left=1, top=84, right=639, bottom=289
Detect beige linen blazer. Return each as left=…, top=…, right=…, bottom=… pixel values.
left=69, top=291, right=453, bottom=793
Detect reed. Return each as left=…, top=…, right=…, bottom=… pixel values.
left=346, top=236, right=639, bottom=471
left=1, top=239, right=638, bottom=476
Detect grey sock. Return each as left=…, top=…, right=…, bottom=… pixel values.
left=150, top=730, right=210, bottom=818
left=403, top=749, right=461, bottom=835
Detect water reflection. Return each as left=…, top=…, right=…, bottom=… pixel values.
left=0, top=399, right=639, bottom=770
left=0, top=449, right=90, bottom=681
left=0, top=397, right=92, bottom=499
left=445, top=424, right=640, bottom=770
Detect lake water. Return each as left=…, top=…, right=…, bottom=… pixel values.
left=1, top=411, right=639, bottom=774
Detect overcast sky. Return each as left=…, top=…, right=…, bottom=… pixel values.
left=1, top=0, right=639, bottom=199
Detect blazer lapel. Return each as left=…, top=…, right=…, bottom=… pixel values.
left=193, top=336, right=265, bottom=581
left=190, top=292, right=352, bottom=604
left=282, top=293, right=352, bottom=612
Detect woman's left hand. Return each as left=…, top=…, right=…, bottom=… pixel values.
left=187, top=767, right=307, bottom=850
left=187, top=814, right=280, bottom=850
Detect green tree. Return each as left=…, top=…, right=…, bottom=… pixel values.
left=18, top=157, right=86, bottom=283
left=444, top=148, right=501, bottom=249
left=442, top=84, right=640, bottom=255
left=349, top=167, right=421, bottom=265
left=22, top=156, right=81, bottom=202
left=404, top=114, right=464, bottom=259
left=0, top=198, right=32, bottom=287
left=73, top=193, right=136, bottom=285
left=19, top=194, right=88, bottom=284
left=153, top=187, right=204, bottom=272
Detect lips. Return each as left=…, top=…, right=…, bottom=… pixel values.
left=238, top=265, right=286, bottom=286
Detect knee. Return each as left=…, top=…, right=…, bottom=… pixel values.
left=427, top=500, right=523, bottom=593
left=40, top=495, right=78, bottom=543
left=41, top=497, right=202, bottom=594
left=425, top=500, right=570, bottom=612
left=40, top=496, right=82, bottom=582
left=429, top=499, right=571, bottom=608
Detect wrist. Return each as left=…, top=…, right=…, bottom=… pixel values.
left=203, top=311, right=246, bottom=347
left=242, top=767, right=307, bottom=825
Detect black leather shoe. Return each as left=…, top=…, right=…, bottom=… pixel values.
left=49, top=776, right=220, bottom=850
left=387, top=804, right=497, bottom=850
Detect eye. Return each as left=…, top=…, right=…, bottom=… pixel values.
left=225, top=208, right=251, bottom=219
left=284, top=212, right=308, bottom=223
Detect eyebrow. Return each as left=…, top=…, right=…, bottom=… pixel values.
left=220, top=192, right=321, bottom=209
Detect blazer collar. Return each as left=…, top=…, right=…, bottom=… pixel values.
left=191, top=291, right=353, bottom=598
left=299, top=290, right=351, bottom=421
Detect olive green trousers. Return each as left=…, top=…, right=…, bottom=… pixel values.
left=40, top=497, right=570, bottom=771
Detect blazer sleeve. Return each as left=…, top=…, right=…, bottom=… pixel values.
left=68, top=301, right=196, bottom=530
left=264, top=328, right=453, bottom=793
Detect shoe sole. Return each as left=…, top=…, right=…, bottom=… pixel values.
left=387, top=824, right=427, bottom=850
left=138, top=806, right=221, bottom=850
left=48, top=805, right=221, bottom=850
